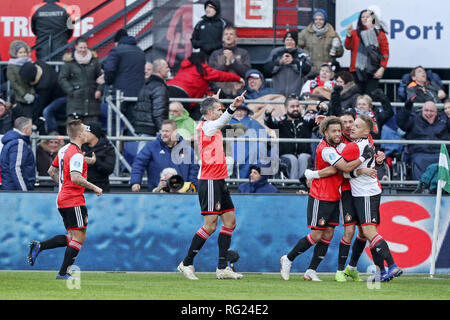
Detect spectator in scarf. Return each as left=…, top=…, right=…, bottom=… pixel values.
left=344, top=9, right=389, bottom=94
left=300, top=62, right=335, bottom=101
left=6, top=40, right=35, bottom=120
left=298, top=9, right=343, bottom=74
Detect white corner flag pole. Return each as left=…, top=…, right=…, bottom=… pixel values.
left=430, top=179, right=443, bottom=278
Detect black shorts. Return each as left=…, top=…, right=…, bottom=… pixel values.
left=307, top=196, right=340, bottom=230
left=339, top=190, right=358, bottom=226
left=58, top=206, right=88, bottom=230
left=198, top=179, right=235, bottom=215
left=352, top=194, right=381, bottom=226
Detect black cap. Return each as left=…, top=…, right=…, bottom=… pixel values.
left=19, top=62, right=38, bottom=83
left=114, top=29, right=128, bottom=43
left=85, top=121, right=104, bottom=138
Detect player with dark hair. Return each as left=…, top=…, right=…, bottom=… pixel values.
left=178, top=91, right=246, bottom=280
left=28, top=119, right=103, bottom=279
left=280, top=116, right=375, bottom=281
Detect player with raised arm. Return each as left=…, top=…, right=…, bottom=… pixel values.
left=28, top=120, right=103, bottom=279
left=280, top=116, right=374, bottom=281
left=178, top=91, right=245, bottom=280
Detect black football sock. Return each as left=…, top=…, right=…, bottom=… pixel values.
left=338, top=238, right=351, bottom=271
left=183, top=227, right=210, bottom=266
left=308, top=238, right=330, bottom=270
left=370, top=247, right=385, bottom=272
left=369, top=234, right=393, bottom=271
left=40, top=235, right=69, bottom=251
left=59, top=240, right=81, bottom=275
left=218, top=227, right=233, bottom=269
left=287, top=234, right=316, bottom=262
left=371, top=236, right=395, bottom=267
left=349, top=235, right=367, bottom=268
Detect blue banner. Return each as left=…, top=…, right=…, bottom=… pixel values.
left=1, top=193, right=448, bottom=273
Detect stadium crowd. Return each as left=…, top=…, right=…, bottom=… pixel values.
left=0, top=2, right=449, bottom=194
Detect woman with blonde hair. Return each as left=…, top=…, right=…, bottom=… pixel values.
left=6, top=40, right=35, bottom=119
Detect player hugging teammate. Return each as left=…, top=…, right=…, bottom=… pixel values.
left=281, top=114, right=402, bottom=282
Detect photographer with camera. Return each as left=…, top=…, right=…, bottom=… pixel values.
left=152, top=167, right=196, bottom=193
left=263, top=30, right=311, bottom=97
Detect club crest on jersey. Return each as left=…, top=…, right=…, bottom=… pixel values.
left=319, top=218, right=326, bottom=226
left=215, top=201, right=221, bottom=211
left=345, top=213, right=352, bottom=222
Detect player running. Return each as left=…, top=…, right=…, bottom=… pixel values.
left=28, top=120, right=103, bottom=279
left=178, top=91, right=245, bottom=280
left=280, top=116, right=374, bottom=281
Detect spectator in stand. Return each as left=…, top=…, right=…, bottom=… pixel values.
left=81, top=122, right=116, bottom=192
left=445, top=99, right=450, bottom=119
left=130, top=120, right=199, bottom=192
left=238, top=165, right=279, bottom=194
left=398, top=67, right=445, bottom=102
left=152, top=167, right=196, bottom=193
left=297, top=9, right=344, bottom=74
left=36, top=131, right=64, bottom=176
left=228, top=104, right=271, bottom=178
left=103, top=29, right=146, bottom=124
left=329, top=70, right=361, bottom=112
left=264, top=95, right=316, bottom=180
left=352, top=89, right=394, bottom=140
left=300, top=62, right=335, bottom=101
left=144, top=61, right=153, bottom=81
left=59, top=37, right=104, bottom=124
left=208, top=26, right=251, bottom=99
left=406, top=66, right=447, bottom=103
left=241, top=69, right=284, bottom=126
left=30, top=0, right=74, bottom=61
left=344, top=9, right=389, bottom=94
left=0, top=99, right=14, bottom=134
left=166, top=52, right=243, bottom=120
left=6, top=40, right=35, bottom=120
left=168, top=102, right=196, bottom=141
left=0, top=117, right=35, bottom=190
left=131, top=58, right=170, bottom=153
left=19, top=61, right=66, bottom=133
left=191, top=0, right=231, bottom=57
left=397, top=100, right=450, bottom=180
left=264, top=30, right=312, bottom=97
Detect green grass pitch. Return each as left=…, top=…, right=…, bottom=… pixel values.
left=0, top=271, right=449, bottom=300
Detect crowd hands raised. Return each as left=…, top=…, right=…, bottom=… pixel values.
left=0, top=4, right=449, bottom=194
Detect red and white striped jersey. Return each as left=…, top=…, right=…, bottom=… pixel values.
left=51, top=143, right=87, bottom=208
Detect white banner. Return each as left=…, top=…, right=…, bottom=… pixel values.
left=335, top=0, right=447, bottom=68
left=234, top=0, right=273, bottom=28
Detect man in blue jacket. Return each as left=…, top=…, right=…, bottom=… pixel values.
left=238, top=165, right=279, bottom=193
left=0, top=117, right=36, bottom=190
left=130, top=119, right=199, bottom=191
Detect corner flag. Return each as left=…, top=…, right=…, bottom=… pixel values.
left=430, top=143, right=450, bottom=277
left=438, top=144, right=450, bottom=193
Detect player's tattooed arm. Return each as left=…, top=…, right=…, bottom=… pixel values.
left=70, top=172, right=103, bottom=196
left=48, top=165, right=59, bottom=183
